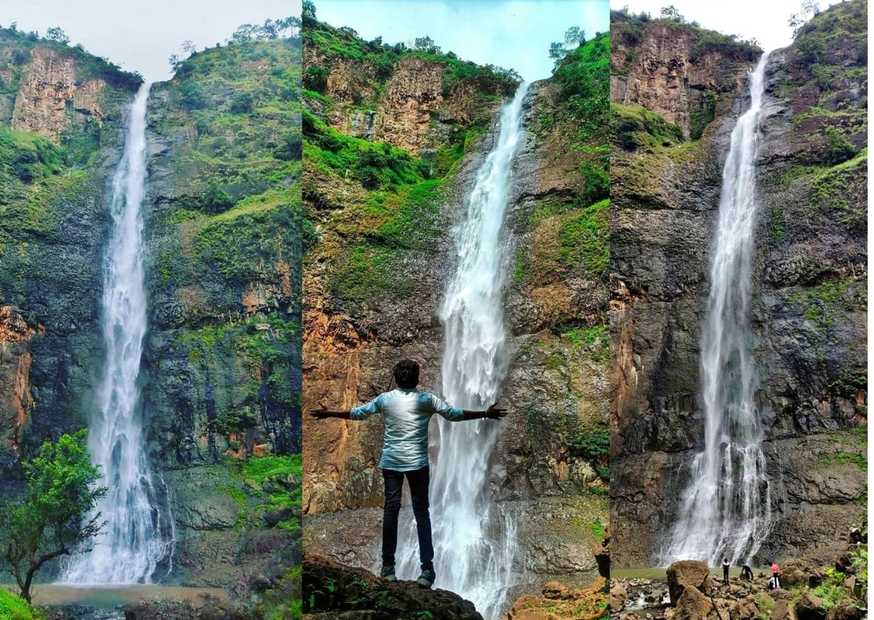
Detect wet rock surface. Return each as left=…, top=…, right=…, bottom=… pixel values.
left=609, top=1, right=867, bottom=566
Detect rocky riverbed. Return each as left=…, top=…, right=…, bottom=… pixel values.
left=610, top=526, right=867, bottom=619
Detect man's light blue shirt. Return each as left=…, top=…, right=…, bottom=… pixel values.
left=350, top=388, right=464, bottom=471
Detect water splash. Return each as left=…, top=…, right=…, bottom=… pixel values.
left=62, top=83, right=174, bottom=584
left=660, top=53, right=772, bottom=567
left=396, top=83, right=529, bottom=619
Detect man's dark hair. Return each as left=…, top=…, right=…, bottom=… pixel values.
left=394, top=359, right=420, bottom=389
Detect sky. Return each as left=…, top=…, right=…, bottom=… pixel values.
left=619, top=0, right=843, bottom=51
left=0, top=0, right=301, bottom=82
left=314, top=0, right=610, bottom=81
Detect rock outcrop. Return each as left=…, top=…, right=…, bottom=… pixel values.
left=609, top=2, right=867, bottom=566
left=303, top=554, right=482, bottom=619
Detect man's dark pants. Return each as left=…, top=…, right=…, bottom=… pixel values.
left=382, top=466, right=433, bottom=572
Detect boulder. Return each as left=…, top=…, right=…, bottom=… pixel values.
left=304, top=554, right=483, bottom=620
left=610, top=579, right=628, bottom=612
left=673, top=585, right=715, bottom=620
left=505, top=577, right=608, bottom=620
left=795, top=592, right=827, bottom=620
left=828, top=601, right=865, bottom=620
left=667, top=560, right=711, bottom=606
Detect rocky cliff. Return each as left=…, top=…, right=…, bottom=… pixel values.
left=0, top=26, right=140, bottom=469
left=142, top=32, right=303, bottom=592
left=301, top=8, right=610, bottom=606
left=609, top=2, right=867, bottom=566
left=0, top=22, right=303, bottom=605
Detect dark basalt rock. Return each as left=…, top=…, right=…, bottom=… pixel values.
left=304, top=554, right=483, bottom=620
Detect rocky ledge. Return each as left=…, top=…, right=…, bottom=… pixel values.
left=611, top=526, right=867, bottom=620
left=303, top=554, right=482, bottom=619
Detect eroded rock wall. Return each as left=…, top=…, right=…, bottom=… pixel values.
left=609, top=2, right=867, bottom=566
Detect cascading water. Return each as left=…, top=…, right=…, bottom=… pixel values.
left=396, top=83, right=529, bottom=619
left=660, top=52, right=772, bottom=567
left=62, top=83, right=174, bottom=584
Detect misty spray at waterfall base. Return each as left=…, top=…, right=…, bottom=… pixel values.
left=62, top=83, right=174, bottom=585
left=391, top=83, right=529, bottom=619
left=660, top=53, right=773, bottom=568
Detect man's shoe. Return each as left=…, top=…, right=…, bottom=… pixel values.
left=416, top=568, right=436, bottom=588
left=381, top=566, right=397, bottom=582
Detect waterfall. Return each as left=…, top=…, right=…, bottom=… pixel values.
left=660, top=52, right=772, bottom=567
left=62, top=83, right=174, bottom=584
left=396, top=83, right=529, bottom=619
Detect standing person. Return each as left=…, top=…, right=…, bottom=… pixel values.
left=770, top=560, right=781, bottom=589
left=722, top=557, right=730, bottom=585
left=309, top=359, right=507, bottom=588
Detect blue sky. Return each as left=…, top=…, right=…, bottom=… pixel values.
left=314, top=0, right=610, bottom=81
left=0, top=0, right=300, bottom=81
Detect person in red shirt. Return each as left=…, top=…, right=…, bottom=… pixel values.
left=770, top=561, right=781, bottom=589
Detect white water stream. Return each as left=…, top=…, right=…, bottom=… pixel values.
left=62, top=83, right=174, bottom=584
left=396, top=83, right=529, bottom=618
left=660, top=53, right=772, bottom=567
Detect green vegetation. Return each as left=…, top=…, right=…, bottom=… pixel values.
left=304, top=111, right=422, bottom=189
left=818, top=450, right=867, bottom=471
left=301, top=13, right=523, bottom=307
left=0, top=589, right=36, bottom=620
left=560, top=324, right=610, bottom=363
left=778, top=149, right=867, bottom=229
left=612, top=103, right=683, bottom=151
left=790, top=277, right=855, bottom=329
left=805, top=548, right=867, bottom=613
left=611, top=8, right=759, bottom=69
left=0, top=24, right=142, bottom=89
left=570, top=423, right=610, bottom=481
left=558, top=199, right=609, bottom=278
left=552, top=31, right=610, bottom=146
left=234, top=454, right=301, bottom=532
left=178, top=313, right=299, bottom=453
left=0, top=431, right=106, bottom=602
left=689, top=90, right=717, bottom=140
left=302, top=7, right=518, bottom=102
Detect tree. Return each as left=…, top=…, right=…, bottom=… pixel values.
left=660, top=5, right=684, bottom=21
left=45, top=26, right=69, bottom=44
left=302, top=0, right=317, bottom=22
left=0, top=430, right=106, bottom=603
left=789, top=0, right=821, bottom=38
left=549, top=26, right=587, bottom=64
left=564, top=26, right=586, bottom=46
left=414, top=36, right=440, bottom=54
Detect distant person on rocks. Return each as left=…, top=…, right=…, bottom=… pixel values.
left=741, top=564, right=754, bottom=581
left=309, top=358, right=507, bottom=589
left=722, top=557, right=730, bottom=585
left=770, top=560, right=781, bottom=589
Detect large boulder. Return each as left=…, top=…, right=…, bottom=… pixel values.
left=303, top=554, right=483, bottom=620
left=667, top=560, right=711, bottom=606
left=672, top=585, right=715, bottom=620
left=794, top=592, right=827, bottom=620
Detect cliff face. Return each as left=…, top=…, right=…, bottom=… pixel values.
left=610, top=2, right=867, bottom=566
left=0, top=25, right=303, bottom=595
left=143, top=35, right=303, bottom=589
left=0, top=28, right=140, bottom=470
left=302, top=11, right=610, bottom=598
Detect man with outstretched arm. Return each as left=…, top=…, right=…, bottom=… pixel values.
left=309, top=359, right=507, bottom=589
